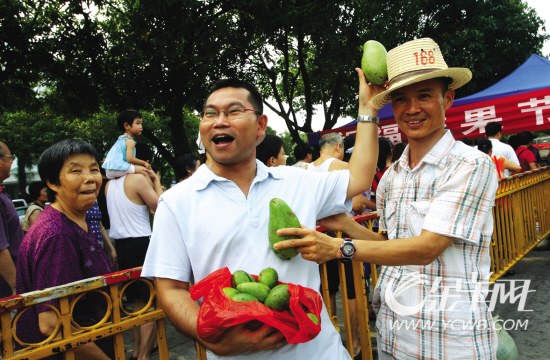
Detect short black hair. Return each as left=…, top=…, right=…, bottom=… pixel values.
left=485, top=122, right=502, bottom=137
left=293, top=143, right=312, bottom=161
left=256, top=134, right=283, bottom=166
left=377, top=137, right=393, bottom=171
left=38, top=139, right=100, bottom=202
left=28, top=181, right=46, bottom=202
left=520, top=131, right=535, bottom=142
left=117, top=109, right=142, bottom=132
left=135, top=142, right=154, bottom=162
left=508, top=134, right=520, bottom=150
left=174, top=154, right=198, bottom=180
left=477, top=138, right=493, bottom=155
left=432, top=77, right=452, bottom=92
left=517, top=132, right=533, bottom=146
left=204, top=78, right=263, bottom=114
left=392, top=142, right=407, bottom=162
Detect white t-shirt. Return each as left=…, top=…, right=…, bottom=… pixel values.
left=142, top=161, right=352, bottom=360
left=489, top=138, right=519, bottom=177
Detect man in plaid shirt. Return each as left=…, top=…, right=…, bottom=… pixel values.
left=276, top=38, right=498, bottom=359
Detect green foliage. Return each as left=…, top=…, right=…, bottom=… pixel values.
left=279, top=131, right=298, bottom=164
left=96, top=0, right=255, bottom=158
left=237, top=0, right=547, bottom=144
left=239, top=0, right=373, bottom=138
left=1, top=0, right=547, bottom=189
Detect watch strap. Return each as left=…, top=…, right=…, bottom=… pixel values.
left=356, top=114, right=380, bottom=126
left=340, top=237, right=356, bottom=263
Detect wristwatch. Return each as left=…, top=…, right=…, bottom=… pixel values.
left=340, top=238, right=356, bottom=263
left=356, top=114, right=380, bottom=126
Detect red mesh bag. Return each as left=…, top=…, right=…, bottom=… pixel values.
left=190, top=267, right=322, bottom=344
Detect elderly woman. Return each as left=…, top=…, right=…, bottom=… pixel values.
left=22, top=181, right=48, bottom=232
left=16, top=139, right=113, bottom=359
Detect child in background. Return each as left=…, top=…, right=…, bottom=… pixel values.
left=102, top=109, right=151, bottom=179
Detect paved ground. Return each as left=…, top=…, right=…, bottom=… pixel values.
left=124, top=239, right=550, bottom=359
left=490, top=239, right=550, bottom=359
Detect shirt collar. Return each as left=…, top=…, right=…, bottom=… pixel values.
left=421, top=130, right=455, bottom=165
left=191, top=160, right=283, bottom=191
left=396, top=130, right=455, bottom=171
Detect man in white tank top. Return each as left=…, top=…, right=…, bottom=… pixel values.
left=106, top=171, right=163, bottom=360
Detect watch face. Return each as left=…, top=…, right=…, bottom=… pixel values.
left=342, top=243, right=355, bottom=256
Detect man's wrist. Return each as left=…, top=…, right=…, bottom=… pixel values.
left=335, top=238, right=343, bottom=259
left=356, top=115, right=380, bottom=126
left=358, top=105, right=379, bottom=117
left=339, top=238, right=356, bottom=262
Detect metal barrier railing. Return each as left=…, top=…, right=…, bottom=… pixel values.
left=0, top=268, right=168, bottom=360
left=490, top=166, right=550, bottom=281
left=318, top=213, right=378, bottom=360
left=2, top=167, right=548, bottom=359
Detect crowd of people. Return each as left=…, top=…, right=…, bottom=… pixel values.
left=0, top=36, right=547, bottom=360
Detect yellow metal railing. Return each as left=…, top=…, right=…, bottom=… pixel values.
left=318, top=213, right=378, bottom=360
left=0, top=268, right=168, bottom=360
left=3, top=167, right=548, bottom=359
left=490, top=166, right=550, bottom=281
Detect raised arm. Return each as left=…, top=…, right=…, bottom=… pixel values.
left=133, top=171, right=163, bottom=212
left=346, top=68, right=383, bottom=200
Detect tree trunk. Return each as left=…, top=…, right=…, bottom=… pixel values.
left=17, top=158, right=28, bottom=200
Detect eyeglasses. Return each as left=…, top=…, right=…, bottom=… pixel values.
left=201, top=106, right=260, bottom=122
left=0, top=155, right=15, bottom=161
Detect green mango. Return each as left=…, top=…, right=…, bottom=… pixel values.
left=307, top=313, right=319, bottom=325
left=268, top=198, right=300, bottom=260
left=222, top=287, right=240, bottom=298
left=258, top=267, right=279, bottom=289
left=231, top=270, right=255, bottom=288
left=237, top=282, right=271, bottom=303
left=264, top=284, right=290, bottom=311
left=231, top=293, right=259, bottom=302
left=361, top=40, right=388, bottom=86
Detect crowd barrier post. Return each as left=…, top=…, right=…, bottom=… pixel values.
left=0, top=268, right=167, bottom=360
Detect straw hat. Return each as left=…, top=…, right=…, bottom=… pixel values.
left=370, top=38, right=472, bottom=109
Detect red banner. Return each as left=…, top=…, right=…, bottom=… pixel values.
left=319, top=87, right=550, bottom=145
